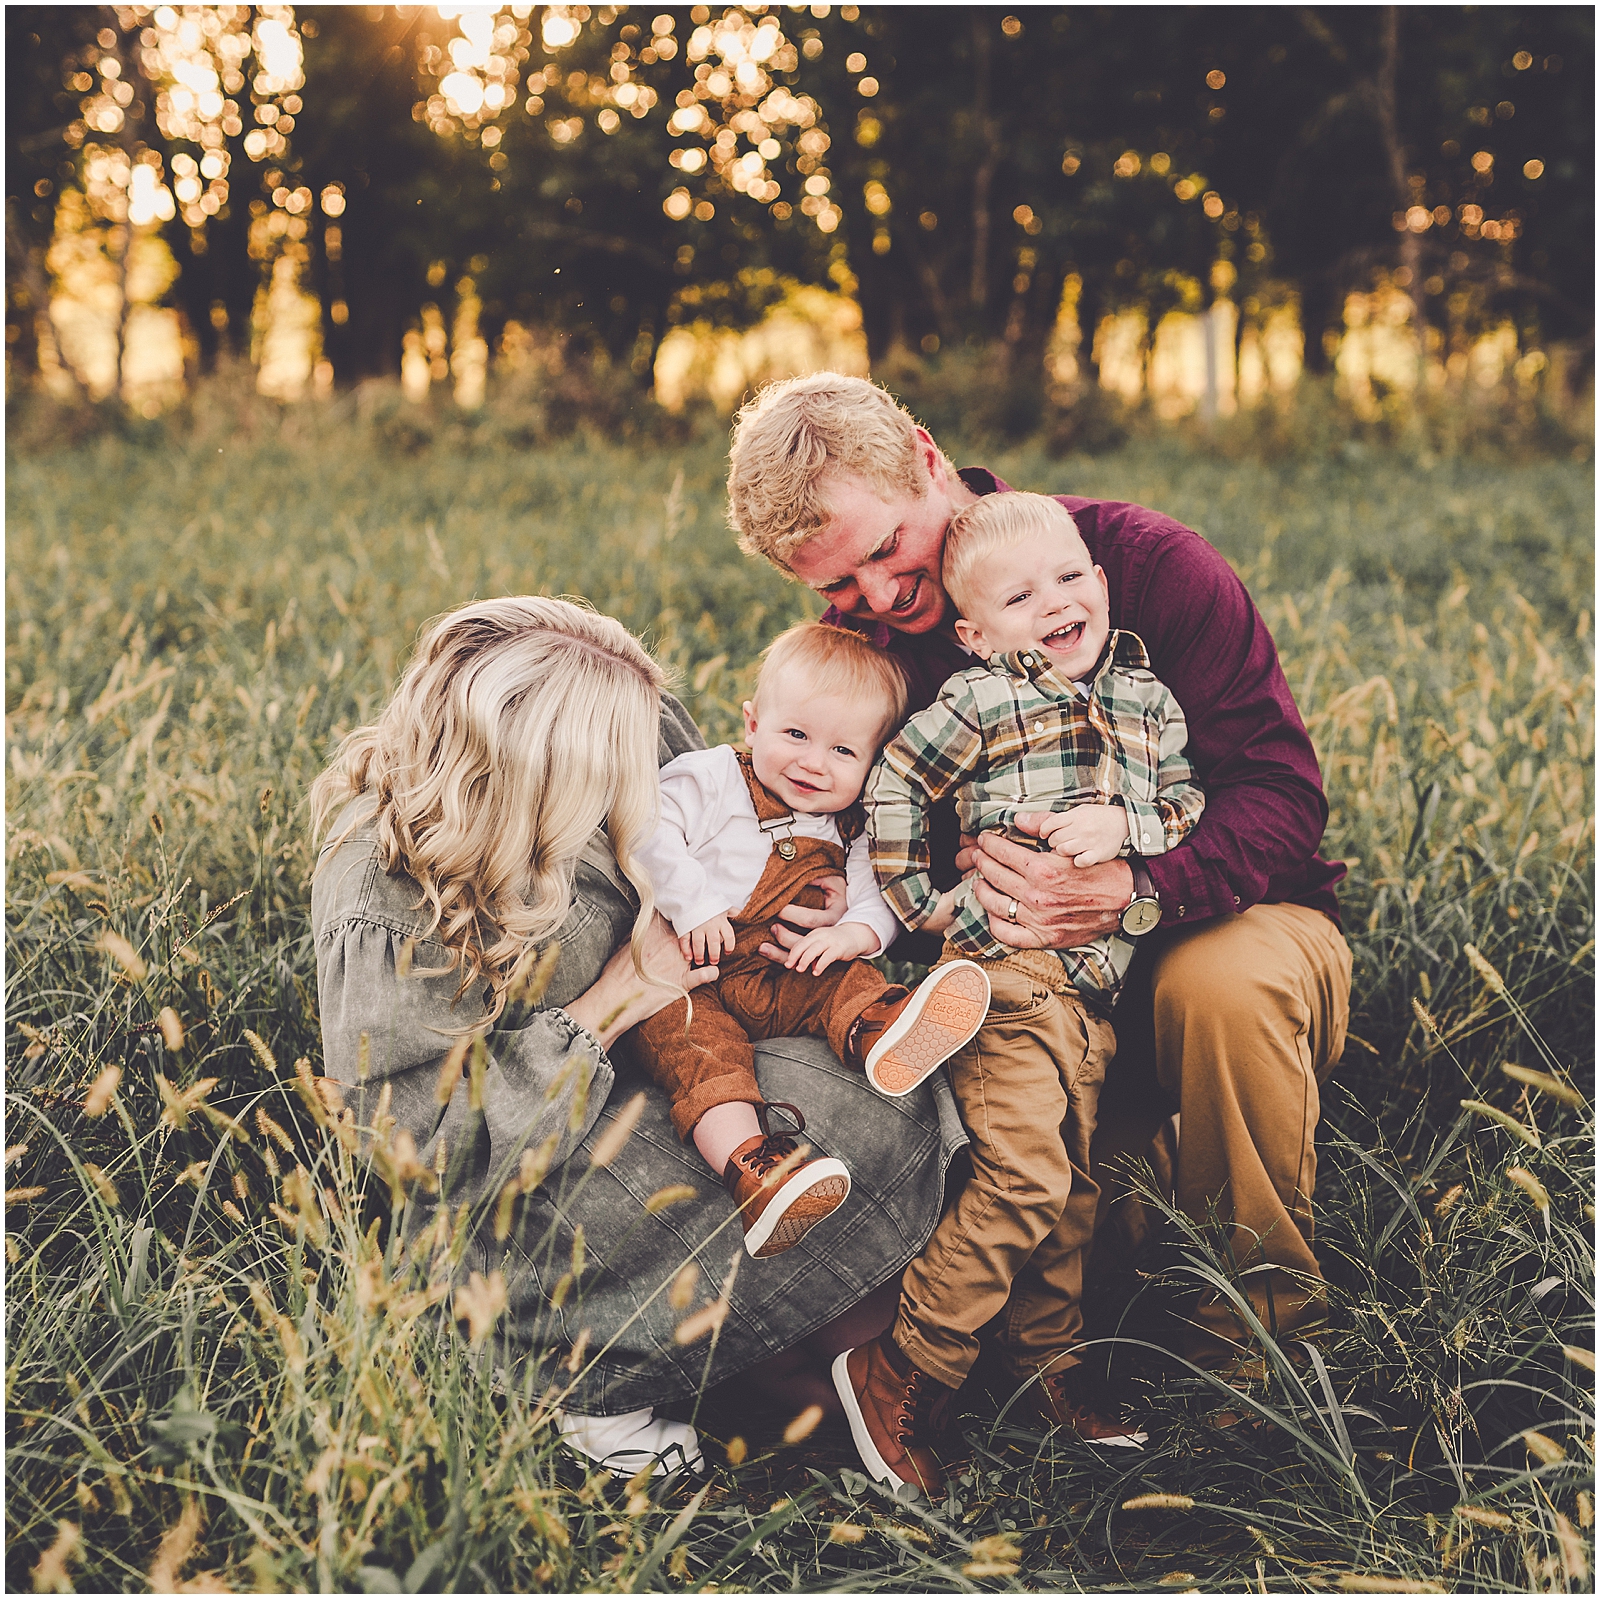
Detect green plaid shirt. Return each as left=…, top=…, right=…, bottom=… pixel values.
left=865, top=630, right=1205, bottom=994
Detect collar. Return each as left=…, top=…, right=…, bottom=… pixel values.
left=959, top=466, right=1011, bottom=496
left=987, top=628, right=1150, bottom=688
left=819, top=606, right=893, bottom=649
left=819, top=606, right=970, bottom=662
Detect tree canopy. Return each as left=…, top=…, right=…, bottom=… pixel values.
left=5, top=4, right=1592, bottom=397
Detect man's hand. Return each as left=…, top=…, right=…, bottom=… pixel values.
left=1034, top=804, right=1130, bottom=867
left=969, top=813, right=1133, bottom=949
left=680, top=912, right=736, bottom=967
left=757, top=872, right=847, bottom=964
left=782, top=919, right=880, bottom=976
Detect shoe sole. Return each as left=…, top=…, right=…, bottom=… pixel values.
left=556, top=1410, right=706, bottom=1477
left=1079, top=1428, right=1148, bottom=1449
left=830, top=1350, right=914, bottom=1494
left=744, top=1158, right=850, bottom=1258
left=865, top=960, right=990, bottom=1097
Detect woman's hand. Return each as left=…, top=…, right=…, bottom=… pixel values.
left=967, top=814, right=1132, bottom=949
left=563, top=913, right=719, bottom=1050
left=756, top=872, right=847, bottom=964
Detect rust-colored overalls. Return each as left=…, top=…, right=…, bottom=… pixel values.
left=634, top=752, right=895, bottom=1141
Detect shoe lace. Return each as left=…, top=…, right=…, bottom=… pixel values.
left=741, top=1132, right=799, bottom=1179
left=734, top=1100, right=808, bottom=1178
left=896, top=1368, right=951, bottom=1446
left=1043, top=1367, right=1104, bottom=1424
left=738, top=1100, right=813, bottom=1177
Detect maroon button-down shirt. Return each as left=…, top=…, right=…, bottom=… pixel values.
left=824, top=468, right=1345, bottom=930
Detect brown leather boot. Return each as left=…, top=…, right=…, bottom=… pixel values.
left=831, top=1333, right=956, bottom=1497
left=723, top=1102, right=850, bottom=1259
left=848, top=960, right=991, bottom=1097
left=1014, top=1359, right=1147, bottom=1448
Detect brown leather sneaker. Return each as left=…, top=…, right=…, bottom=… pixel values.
left=1015, top=1360, right=1147, bottom=1448
left=850, top=960, right=991, bottom=1097
left=831, top=1334, right=955, bottom=1498
left=723, top=1102, right=850, bottom=1259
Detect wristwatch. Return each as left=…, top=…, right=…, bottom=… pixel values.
left=1120, top=858, right=1162, bottom=938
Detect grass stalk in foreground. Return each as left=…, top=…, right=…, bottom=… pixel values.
left=6, top=422, right=1592, bottom=1590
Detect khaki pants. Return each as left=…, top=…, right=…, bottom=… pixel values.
left=1091, top=902, right=1352, bottom=1352
left=895, top=949, right=1114, bottom=1390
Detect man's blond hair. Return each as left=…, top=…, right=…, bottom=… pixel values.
left=727, top=372, right=952, bottom=572
left=755, top=621, right=909, bottom=746
left=942, top=492, right=1085, bottom=618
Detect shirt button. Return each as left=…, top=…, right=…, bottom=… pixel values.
left=1033, top=721, right=1044, bottom=734
left=1020, top=653, right=1033, bottom=666
left=1177, top=905, right=1186, bottom=917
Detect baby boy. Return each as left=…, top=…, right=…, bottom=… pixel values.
left=630, top=622, right=989, bottom=1259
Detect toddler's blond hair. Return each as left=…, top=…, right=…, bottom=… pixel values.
left=754, top=621, right=909, bottom=746
left=942, top=492, right=1085, bottom=618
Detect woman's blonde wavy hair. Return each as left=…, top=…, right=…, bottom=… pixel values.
left=310, top=595, right=665, bottom=1022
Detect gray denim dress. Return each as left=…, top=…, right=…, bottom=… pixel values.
left=312, top=695, right=966, bottom=1415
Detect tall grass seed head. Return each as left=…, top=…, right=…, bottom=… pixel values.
left=82, top=1063, right=122, bottom=1117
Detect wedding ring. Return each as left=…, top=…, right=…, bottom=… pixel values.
left=1006, top=897, right=1020, bottom=921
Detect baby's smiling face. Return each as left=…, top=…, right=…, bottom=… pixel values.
left=742, top=679, right=886, bottom=814
left=951, top=522, right=1111, bottom=679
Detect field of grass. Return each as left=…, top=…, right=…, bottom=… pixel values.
left=5, top=388, right=1594, bottom=1593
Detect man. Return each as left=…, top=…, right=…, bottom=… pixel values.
left=726, top=372, right=1351, bottom=1400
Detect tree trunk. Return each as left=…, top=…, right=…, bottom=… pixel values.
left=968, top=15, right=999, bottom=322
left=908, top=239, right=957, bottom=346
left=5, top=197, right=88, bottom=400
left=1375, top=6, right=1425, bottom=365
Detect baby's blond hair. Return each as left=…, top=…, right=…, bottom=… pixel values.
left=755, top=621, right=909, bottom=746
left=942, top=492, right=1085, bottom=618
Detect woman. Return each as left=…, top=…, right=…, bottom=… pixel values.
left=309, top=596, right=963, bottom=1473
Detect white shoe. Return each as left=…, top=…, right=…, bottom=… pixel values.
left=556, top=1406, right=704, bottom=1477
left=860, top=960, right=990, bottom=1097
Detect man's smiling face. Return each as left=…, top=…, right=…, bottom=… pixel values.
left=786, top=435, right=970, bottom=635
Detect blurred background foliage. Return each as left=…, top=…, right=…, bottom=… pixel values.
left=4, top=3, right=1593, bottom=436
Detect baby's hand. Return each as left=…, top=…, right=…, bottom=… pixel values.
left=783, top=920, right=880, bottom=976
left=1036, top=804, right=1130, bottom=867
left=681, top=913, right=737, bottom=967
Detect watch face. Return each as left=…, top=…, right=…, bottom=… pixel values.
left=1122, top=897, right=1162, bottom=937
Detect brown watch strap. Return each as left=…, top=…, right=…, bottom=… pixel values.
left=1129, top=858, right=1158, bottom=905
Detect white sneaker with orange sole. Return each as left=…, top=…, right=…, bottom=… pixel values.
left=853, top=960, right=991, bottom=1097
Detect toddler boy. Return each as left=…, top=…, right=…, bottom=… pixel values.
left=835, top=493, right=1206, bottom=1495
left=631, top=622, right=989, bottom=1259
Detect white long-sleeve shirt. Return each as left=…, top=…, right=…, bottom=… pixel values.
left=635, top=744, right=900, bottom=956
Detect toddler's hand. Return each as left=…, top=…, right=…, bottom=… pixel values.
left=681, top=913, right=736, bottom=967
left=783, top=920, right=880, bottom=976
left=920, top=885, right=964, bottom=935
left=1036, top=804, right=1130, bottom=868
